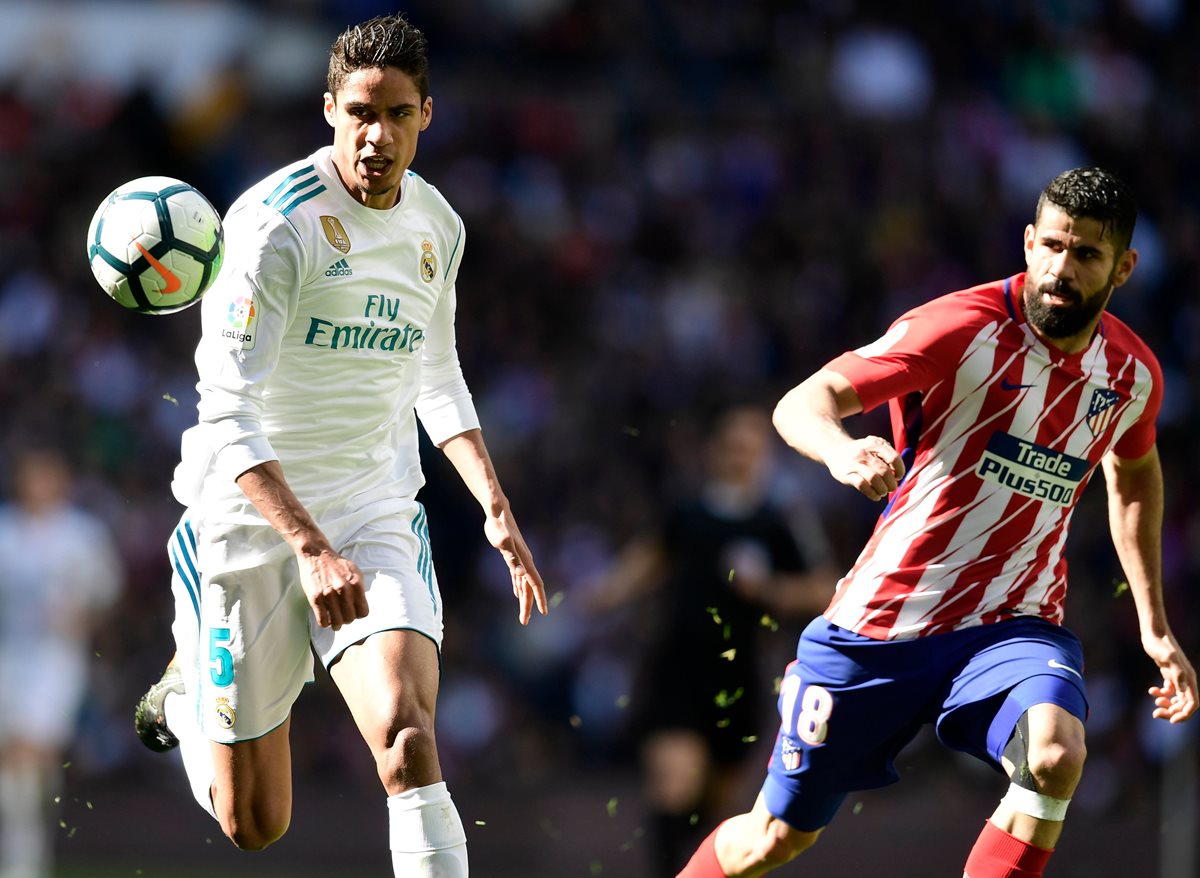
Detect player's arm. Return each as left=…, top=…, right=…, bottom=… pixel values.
left=196, top=209, right=366, bottom=631
left=773, top=368, right=905, bottom=501
left=438, top=428, right=548, bottom=625
left=235, top=461, right=367, bottom=631
left=1102, top=446, right=1197, bottom=722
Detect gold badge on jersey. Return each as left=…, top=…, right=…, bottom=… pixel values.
left=214, top=697, right=236, bottom=730
left=419, top=239, right=437, bottom=283
left=321, top=216, right=352, bottom=254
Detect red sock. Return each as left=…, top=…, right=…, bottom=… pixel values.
left=677, top=822, right=728, bottom=878
left=963, top=820, right=1054, bottom=878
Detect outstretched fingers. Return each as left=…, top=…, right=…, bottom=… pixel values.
left=486, top=510, right=548, bottom=625
left=510, top=549, right=548, bottom=626
left=1149, top=676, right=1198, bottom=723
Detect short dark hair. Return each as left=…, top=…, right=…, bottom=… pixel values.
left=1035, top=167, right=1137, bottom=252
left=327, top=14, right=430, bottom=100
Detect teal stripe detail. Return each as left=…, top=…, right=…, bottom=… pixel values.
left=267, top=174, right=320, bottom=209
left=174, top=528, right=201, bottom=589
left=183, top=518, right=197, bottom=552
left=169, top=542, right=200, bottom=629
left=444, top=218, right=463, bottom=281
left=410, top=504, right=437, bottom=612
left=263, top=165, right=315, bottom=207
left=412, top=506, right=427, bottom=582
left=280, top=184, right=326, bottom=216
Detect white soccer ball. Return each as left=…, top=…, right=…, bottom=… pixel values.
left=86, top=176, right=224, bottom=314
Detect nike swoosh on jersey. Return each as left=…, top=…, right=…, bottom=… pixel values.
left=1000, top=378, right=1036, bottom=391
left=135, top=242, right=182, bottom=294
left=1047, top=659, right=1083, bottom=679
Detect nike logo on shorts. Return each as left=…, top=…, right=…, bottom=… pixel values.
left=1047, top=659, right=1082, bottom=680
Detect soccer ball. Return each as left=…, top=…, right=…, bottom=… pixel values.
left=86, top=176, right=224, bottom=314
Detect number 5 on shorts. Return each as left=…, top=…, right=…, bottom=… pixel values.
left=779, top=673, right=833, bottom=746
left=209, top=627, right=234, bottom=687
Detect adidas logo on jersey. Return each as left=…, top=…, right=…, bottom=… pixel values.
left=325, top=258, right=353, bottom=277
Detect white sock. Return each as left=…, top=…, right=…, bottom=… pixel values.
left=388, top=781, right=468, bottom=877
left=164, top=689, right=218, bottom=820
left=0, top=761, right=48, bottom=878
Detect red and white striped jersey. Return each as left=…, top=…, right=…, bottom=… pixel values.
left=823, top=274, right=1161, bottom=640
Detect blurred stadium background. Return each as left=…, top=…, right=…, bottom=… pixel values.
left=0, top=0, right=1197, bottom=875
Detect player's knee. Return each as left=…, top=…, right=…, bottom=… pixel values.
left=219, top=799, right=291, bottom=851
left=1027, top=736, right=1086, bottom=798
left=1005, top=709, right=1086, bottom=798
left=379, top=721, right=439, bottom=791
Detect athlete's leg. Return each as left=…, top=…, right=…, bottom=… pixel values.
left=960, top=705, right=1084, bottom=878
left=993, top=702, right=1086, bottom=847
left=711, top=793, right=823, bottom=877
left=208, top=721, right=294, bottom=850
left=151, top=675, right=294, bottom=850
left=936, top=618, right=1089, bottom=877
left=153, top=515, right=306, bottom=851
left=962, top=703, right=1085, bottom=877
left=330, top=628, right=467, bottom=877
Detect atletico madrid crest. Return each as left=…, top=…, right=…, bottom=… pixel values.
left=781, top=738, right=802, bottom=771
left=1086, top=389, right=1120, bottom=438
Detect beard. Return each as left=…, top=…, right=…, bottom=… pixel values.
left=1023, top=275, right=1112, bottom=340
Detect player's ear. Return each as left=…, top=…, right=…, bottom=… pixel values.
left=420, top=96, right=432, bottom=132
left=1111, top=246, right=1139, bottom=288
left=323, top=92, right=337, bottom=127
left=1022, top=224, right=1036, bottom=265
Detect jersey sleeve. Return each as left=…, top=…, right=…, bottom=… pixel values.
left=1111, top=347, right=1163, bottom=460
left=192, top=205, right=303, bottom=485
left=825, top=300, right=974, bottom=412
left=415, top=215, right=481, bottom=446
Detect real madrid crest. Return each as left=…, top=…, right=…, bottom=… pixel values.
left=214, top=696, right=236, bottom=730
left=420, top=239, right=437, bottom=283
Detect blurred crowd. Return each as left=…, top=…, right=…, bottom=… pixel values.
left=1, top=0, right=1198, bottom=867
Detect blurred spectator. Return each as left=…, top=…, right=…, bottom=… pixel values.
left=0, top=449, right=122, bottom=878
left=590, top=406, right=835, bottom=874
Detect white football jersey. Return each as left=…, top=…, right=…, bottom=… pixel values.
left=173, top=147, right=479, bottom=527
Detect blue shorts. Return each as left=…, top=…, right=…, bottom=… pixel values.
left=762, top=616, right=1088, bottom=832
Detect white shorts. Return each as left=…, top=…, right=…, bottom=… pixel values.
left=167, top=499, right=442, bottom=743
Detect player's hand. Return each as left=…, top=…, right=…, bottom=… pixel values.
left=484, top=507, right=548, bottom=625
left=825, top=436, right=905, bottom=501
left=1143, top=630, right=1197, bottom=723
left=297, top=548, right=369, bottom=631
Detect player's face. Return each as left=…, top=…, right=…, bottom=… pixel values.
left=1022, top=204, right=1138, bottom=351
left=324, top=66, right=432, bottom=210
